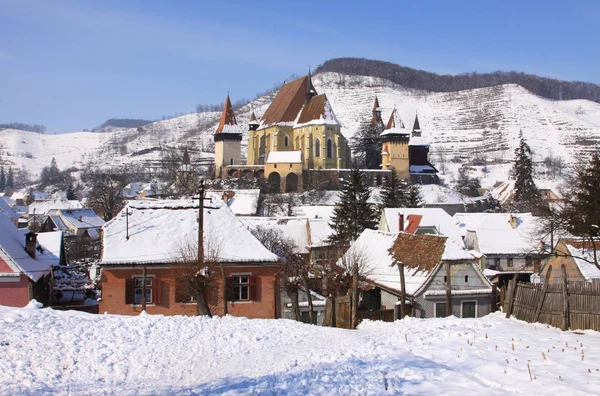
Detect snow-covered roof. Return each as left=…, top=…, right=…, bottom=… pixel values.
left=295, top=95, right=342, bottom=128
left=564, top=242, right=600, bottom=281
left=241, top=216, right=334, bottom=253
left=28, top=199, right=83, bottom=215
left=266, top=151, right=302, bottom=164
left=36, top=231, right=63, bottom=262
left=408, top=135, right=429, bottom=146
left=50, top=208, right=105, bottom=230
left=409, top=164, right=436, bottom=173
left=0, top=212, right=59, bottom=281
left=489, top=181, right=514, bottom=205
left=101, top=199, right=279, bottom=265
left=205, top=189, right=260, bottom=216
left=382, top=208, right=464, bottom=247
left=123, top=182, right=143, bottom=198
left=454, top=212, right=542, bottom=255
left=0, top=196, right=21, bottom=220
left=347, top=229, right=472, bottom=296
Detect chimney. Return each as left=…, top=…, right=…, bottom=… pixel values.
left=509, top=214, right=518, bottom=229
left=398, top=213, right=405, bottom=232
left=25, top=231, right=37, bottom=259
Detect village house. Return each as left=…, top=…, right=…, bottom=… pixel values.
left=99, top=199, right=281, bottom=318
left=346, top=229, right=493, bottom=318
left=540, top=238, right=600, bottom=283
left=379, top=207, right=464, bottom=247
left=0, top=212, right=61, bottom=307
left=41, top=208, right=105, bottom=240
left=0, top=195, right=22, bottom=228
left=454, top=213, right=547, bottom=285
left=240, top=215, right=335, bottom=323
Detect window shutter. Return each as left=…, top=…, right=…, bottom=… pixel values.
left=125, top=279, right=134, bottom=304
left=225, top=277, right=233, bottom=301
left=152, top=279, right=161, bottom=305
left=249, top=276, right=258, bottom=301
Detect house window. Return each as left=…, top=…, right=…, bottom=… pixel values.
left=494, top=258, right=501, bottom=268
left=461, top=301, right=477, bottom=318
left=435, top=302, right=448, bottom=318
left=315, top=138, right=320, bottom=157
left=134, top=277, right=152, bottom=305
left=230, top=158, right=233, bottom=165
left=465, top=275, right=469, bottom=283
left=326, top=139, right=333, bottom=158
left=274, top=164, right=277, bottom=168
left=507, top=258, right=514, bottom=267
left=525, top=257, right=532, bottom=267
left=444, top=275, right=447, bottom=283
left=233, top=275, right=250, bottom=301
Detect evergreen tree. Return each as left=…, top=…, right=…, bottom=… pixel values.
left=561, top=151, right=600, bottom=268
left=512, top=131, right=539, bottom=207
left=6, top=167, right=14, bottom=189
left=328, top=168, right=378, bottom=246
left=381, top=168, right=409, bottom=208
left=407, top=183, right=424, bottom=208
left=66, top=183, right=76, bottom=200
left=0, top=167, right=5, bottom=191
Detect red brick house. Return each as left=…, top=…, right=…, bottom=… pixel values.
left=99, top=199, right=281, bottom=317
left=0, top=212, right=61, bottom=307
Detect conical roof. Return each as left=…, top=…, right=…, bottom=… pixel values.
left=412, top=114, right=421, bottom=131
left=372, top=96, right=380, bottom=112
left=215, top=94, right=240, bottom=134
left=381, top=107, right=408, bottom=137
left=248, top=111, right=259, bottom=125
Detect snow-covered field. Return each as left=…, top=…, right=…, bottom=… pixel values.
left=1, top=302, right=599, bottom=395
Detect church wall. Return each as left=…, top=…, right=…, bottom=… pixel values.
left=215, top=139, right=241, bottom=178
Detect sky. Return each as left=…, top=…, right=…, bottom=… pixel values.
left=0, top=0, right=599, bottom=134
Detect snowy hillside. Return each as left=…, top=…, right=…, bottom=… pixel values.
left=1, top=303, right=599, bottom=394
left=1, top=72, right=599, bottom=185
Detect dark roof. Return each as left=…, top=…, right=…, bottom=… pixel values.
left=297, top=94, right=328, bottom=125
left=215, top=95, right=238, bottom=134
left=412, top=114, right=421, bottom=131
left=384, top=108, right=405, bottom=130
left=260, top=76, right=311, bottom=127
left=372, top=96, right=380, bottom=112
left=388, top=233, right=447, bottom=272
left=249, top=111, right=258, bottom=124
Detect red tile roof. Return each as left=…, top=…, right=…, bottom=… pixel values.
left=215, top=95, right=238, bottom=134
left=388, top=233, right=448, bottom=272
left=260, top=76, right=311, bottom=127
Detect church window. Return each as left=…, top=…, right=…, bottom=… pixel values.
left=230, top=158, right=233, bottom=165
left=284, top=135, right=289, bottom=147
left=315, top=139, right=321, bottom=157
left=326, top=139, right=333, bottom=158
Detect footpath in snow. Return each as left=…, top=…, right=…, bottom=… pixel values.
left=1, top=302, right=599, bottom=395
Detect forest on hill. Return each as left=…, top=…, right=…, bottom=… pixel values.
left=316, top=58, right=600, bottom=102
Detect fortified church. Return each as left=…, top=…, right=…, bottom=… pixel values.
left=213, top=73, right=437, bottom=192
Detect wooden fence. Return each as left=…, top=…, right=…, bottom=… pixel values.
left=357, top=309, right=395, bottom=324
left=504, top=264, right=600, bottom=331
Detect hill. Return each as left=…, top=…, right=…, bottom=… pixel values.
left=316, top=58, right=600, bottom=102
left=1, top=72, right=599, bottom=190
left=92, top=118, right=153, bottom=132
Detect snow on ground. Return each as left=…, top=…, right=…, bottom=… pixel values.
left=1, top=303, right=599, bottom=395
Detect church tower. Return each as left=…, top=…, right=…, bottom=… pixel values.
left=214, top=94, right=242, bottom=178
left=381, top=107, right=410, bottom=178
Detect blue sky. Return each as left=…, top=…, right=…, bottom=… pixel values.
left=1, top=0, right=598, bottom=134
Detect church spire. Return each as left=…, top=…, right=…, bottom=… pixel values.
left=248, top=110, right=259, bottom=131
left=371, top=96, right=382, bottom=125
left=215, top=94, right=238, bottom=134
left=412, top=113, right=421, bottom=132
left=306, top=67, right=317, bottom=104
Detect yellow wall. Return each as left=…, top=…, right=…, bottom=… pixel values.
left=215, top=139, right=241, bottom=178
left=382, top=141, right=409, bottom=178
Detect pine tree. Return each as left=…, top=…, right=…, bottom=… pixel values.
left=328, top=168, right=378, bottom=246
left=561, top=151, right=600, bottom=264
left=407, top=183, right=424, bottom=208
left=381, top=168, right=409, bottom=208
left=512, top=131, right=539, bottom=206
left=0, top=167, right=5, bottom=191
left=6, top=167, right=14, bottom=189
left=66, top=183, right=76, bottom=200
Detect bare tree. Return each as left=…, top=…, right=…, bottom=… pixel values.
left=338, top=243, right=372, bottom=329
left=172, top=235, right=221, bottom=316
left=85, top=171, right=127, bottom=221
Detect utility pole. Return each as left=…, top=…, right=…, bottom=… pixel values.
left=125, top=208, right=133, bottom=240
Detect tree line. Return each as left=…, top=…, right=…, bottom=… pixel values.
left=316, top=58, right=600, bottom=102
left=0, top=123, right=46, bottom=133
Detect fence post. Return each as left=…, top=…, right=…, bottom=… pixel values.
left=534, top=266, right=552, bottom=322
left=561, top=264, right=570, bottom=331
left=505, top=275, right=518, bottom=318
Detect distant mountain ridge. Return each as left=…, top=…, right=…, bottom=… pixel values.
left=92, top=118, right=153, bottom=132
left=316, top=58, right=600, bottom=103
